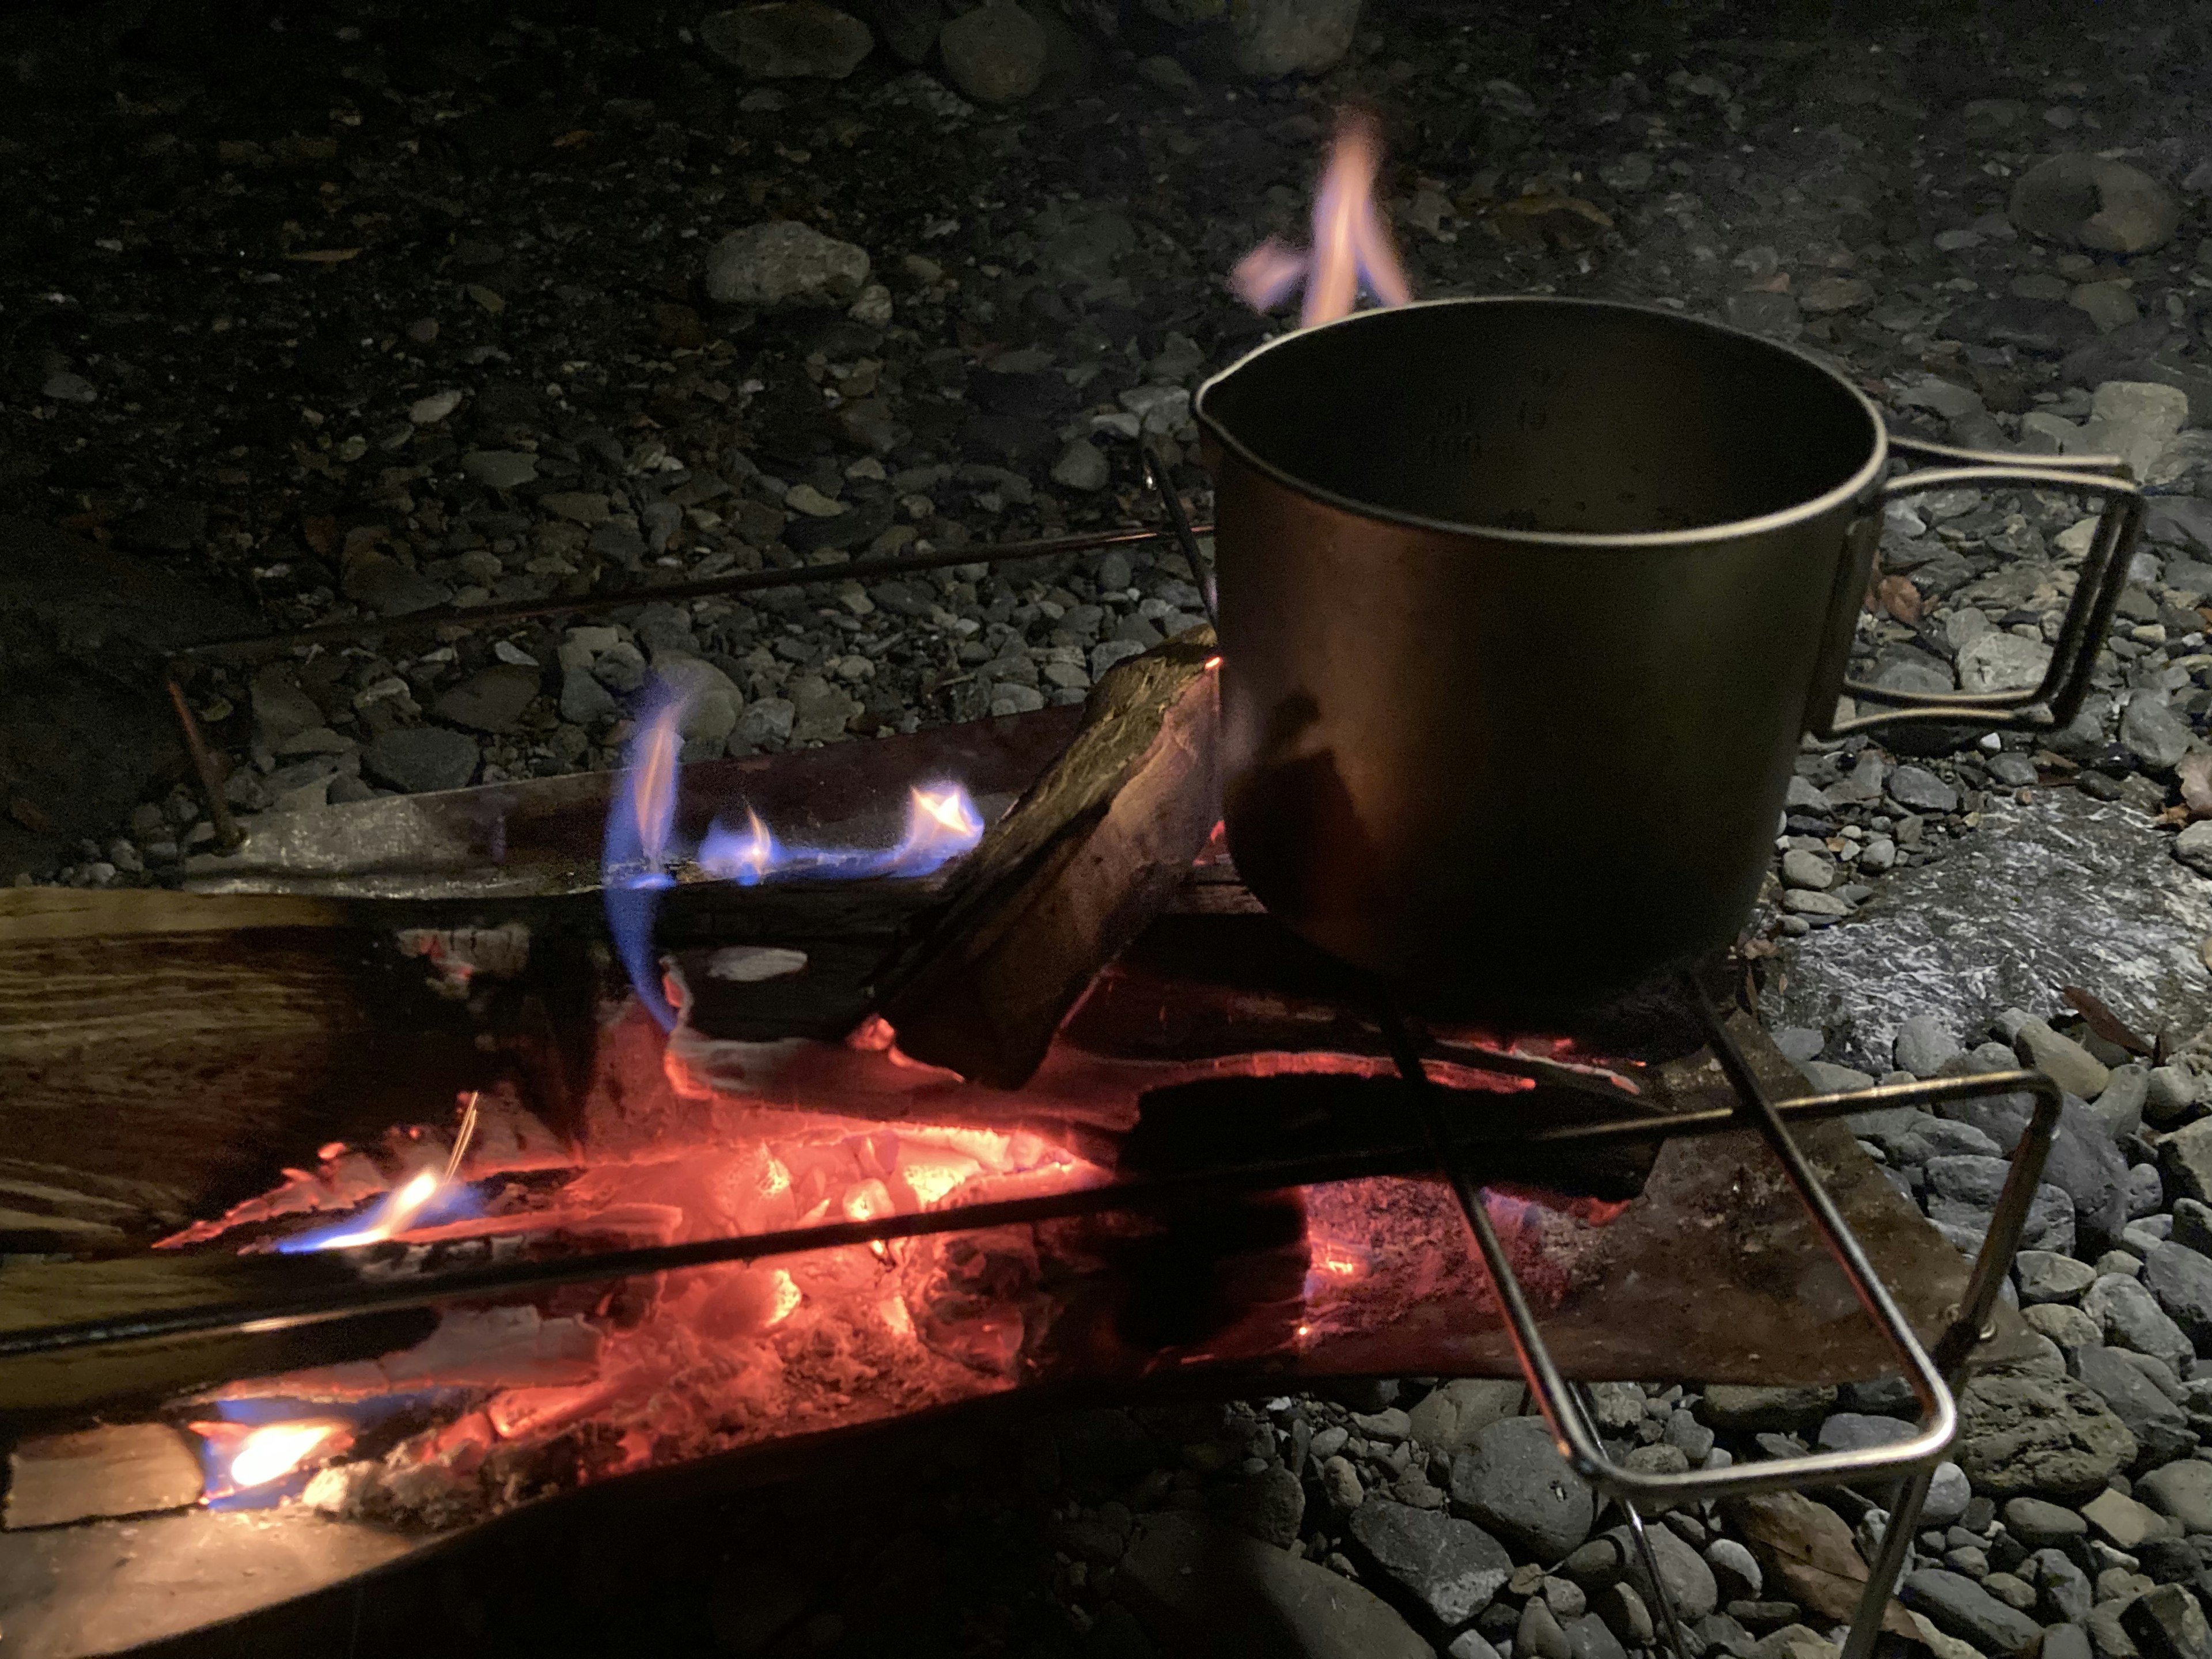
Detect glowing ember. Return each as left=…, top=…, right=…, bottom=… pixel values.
left=1232, top=109, right=1412, bottom=328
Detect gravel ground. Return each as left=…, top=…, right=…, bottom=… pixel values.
left=7, top=0, right=2212, bottom=899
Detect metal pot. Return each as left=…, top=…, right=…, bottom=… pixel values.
left=1194, top=296, right=2143, bottom=1019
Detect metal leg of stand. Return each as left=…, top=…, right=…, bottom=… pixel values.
left=1378, top=985, right=2065, bottom=1659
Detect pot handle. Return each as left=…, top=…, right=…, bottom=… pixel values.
left=1806, top=433, right=2146, bottom=741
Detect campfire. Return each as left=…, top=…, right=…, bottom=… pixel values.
left=0, top=112, right=2083, bottom=1659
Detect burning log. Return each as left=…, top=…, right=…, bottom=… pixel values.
left=871, top=631, right=1221, bottom=1088
left=0, top=1249, right=434, bottom=1414
left=2, top=1422, right=204, bottom=1529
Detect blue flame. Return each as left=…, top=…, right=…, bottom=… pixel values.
left=271, top=1172, right=482, bottom=1255
left=698, top=783, right=984, bottom=885
left=603, top=691, right=688, bottom=1031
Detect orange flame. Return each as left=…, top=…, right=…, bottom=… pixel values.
left=196, top=1419, right=352, bottom=1491
left=631, top=699, right=686, bottom=872
left=1232, top=111, right=1412, bottom=328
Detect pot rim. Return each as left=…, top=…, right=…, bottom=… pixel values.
left=1192, top=294, right=1890, bottom=550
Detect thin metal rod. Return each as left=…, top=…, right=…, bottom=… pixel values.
left=1142, top=444, right=1217, bottom=627
left=0, top=1086, right=1903, bottom=1364
left=1623, top=1498, right=1698, bottom=1659
left=1836, top=1054, right=2063, bottom=1659
left=164, top=666, right=243, bottom=852
left=169, top=523, right=1215, bottom=663
left=158, top=517, right=1212, bottom=858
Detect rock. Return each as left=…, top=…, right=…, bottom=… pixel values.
left=1727, top=290, right=1805, bottom=342
left=1321, top=1455, right=1363, bottom=1513
left=1408, top=1381, right=1525, bottom=1456
left=1698, top=1385, right=1838, bottom=1432
left=1118, top=1513, right=1431, bottom=1659
left=342, top=550, right=451, bottom=617
left=2124, top=696, right=2195, bottom=770
left=1814, top=1412, right=1918, bottom=1452
left=2019, top=1250, right=2100, bottom=1304
left=2094, top=1067, right=2152, bottom=1142
left=705, top=222, right=870, bottom=308
left=2010, top=154, right=2181, bottom=255
left=2177, top=1199, right=2212, bottom=1259
left=2084, top=1275, right=2193, bottom=1370
left=1781, top=849, right=1836, bottom=890
left=1926, top=1463, right=1974, bottom=1527
left=1955, top=1369, right=2138, bottom=1498
left=733, top=698, right=796, bottom=751
left=1448, top=1416, right=1594, bottom=1563
left=1896, top=1016, right=1965, bottom=1079
left=2070, top=1346, right=2192, bottom=1464
left=937, top=2, right=1045, bottom=103
left=1347, top=1499, right=1513, bottom=1628
left=42, top=370, right=96, bottom=403
left=2082, top=1487, right=2176, bottom=1551
left=1521, top=1595, right=1575, bottom=1659
left=2075, top=282, right=2144, bottom=334
left=1220, top=1463, right=1305, bottom=1547
left=1563, top=1612, right=1630, bottom=1659
left=1900, top=1569, right=2046, bottom=1658
left=1888, top=764, right=1961, bottom=814
left=2165, top=1118, right=2212, bottom=1207
left=1957, top=633, right=2055, bottom=695
left=460, top=449, right=538, bottom=490
left=114, top=499, right=206, bottom=553
left=363, top=728, right=480, bottom=794
left=656, top=656, right=745, bottom=756
left=2004, top=1497, right=2089, bottom=1547
left=2136, top=1460, right=2212, bottom=1535
left=2141, top=1242, right=2212, bottom=1352
left=699, top=3, right=874, bottom=78
left=1707, top=1539, right=1763, bottom=1602
left=2123, top=1585, right=2212, bottom=1659
left=2047, top=1623, right=2097, bottom=1659
left=1607, top=1522, right=1718, bottom=1622
left=2082, top=382, right=2192, bottom=484
left=409, top=389, right=463, bottom=425
left=1225, top=0, right=1361, bottom=77
left=431, top=664, right=540, bottom=734
left=788, top=675, right=861, bottom=743
left=2175, top=822, right=2212, bottom=878
left=2147, top=1067, right=2202, bottom=1125
left=1763, top=791, right=2212, bottom=1078
left=1050, top=438, right=1111, bottom=492
left=560, top=666, right=619, bottom=725
left=2028, top=1302, right=2103, bottom=1348
left=1801, top=276, right=1874, bottom=315
left=1750, top=1627, right=1840, bottom=1659
left=1594, top=1582, right=1654, bottom=1648
left=2013, top=1017, right=2115, bottom=1102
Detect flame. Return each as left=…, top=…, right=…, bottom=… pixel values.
left=698, top=783, right=985, bottom=885
left=603, top=692, right=691, bottom=1031
left=192, top=1418, right=353, bottom=1494
left=276, top=1166, right=457, bottom=1253
left=1232, top=110, right=1412, bottom=328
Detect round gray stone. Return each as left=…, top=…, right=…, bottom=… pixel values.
left=2009, top=153, right=2181, bottom=255
left=363, top=728, right=481, bottom=795
left=700, top=2, right=874, bottom=78
left=1888, top=764, right=1961, bottom=815
left=937, top=1, right=1046, bottom=103
left=704, top=221, right=870, bottom=308
left=1956, top=1369, right=2138, bottom=1498
left=1448, top=1416, right=1594, bottom=1563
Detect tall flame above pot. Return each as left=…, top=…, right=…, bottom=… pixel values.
left=1194, top=297, right=2143, bottom=1020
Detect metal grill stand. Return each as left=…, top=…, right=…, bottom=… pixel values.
left=1392, top=976, right=2062, bottom=1659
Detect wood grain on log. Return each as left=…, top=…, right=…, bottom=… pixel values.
left=3, top=1423, right=204, bottom=1528
left=873, top=631, right=1220, bottom=1089
left=0, top=1251, right=433, bottom=1417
